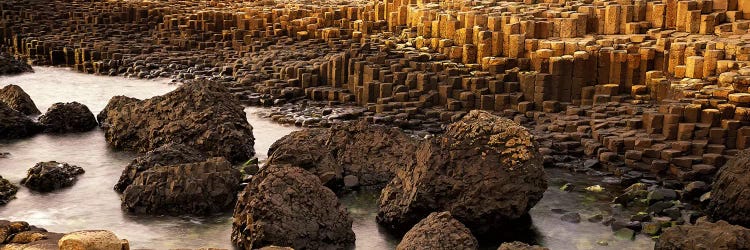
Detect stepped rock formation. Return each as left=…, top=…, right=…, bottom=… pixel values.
left=707, top=149, right=750, bottom=227
left=114, top=142, right=206, bottom=193
left=267, top=121, right=418, bottom=190
left=378, top=110, right=547, bottom=236
left=396, top=211, right=478, bottom=250
left=103, top=80, right=255, bottom=163
left=97, top=95, right=140, bottom=126
left=231, top=166, right=355, bottom=250
left=38, top=102, right=98, bottom=133
left=0, top=84, right=40, bottom=115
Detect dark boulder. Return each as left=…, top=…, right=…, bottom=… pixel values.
left=96, top=95, right=140, bottom=126
left=103, top=80, right=255, bottom=163
left=38, top=102, right=98, bottom=133
left=656, top=219, right=750, bottom=250
left=0, top=176, right=18, bottom=205
left=20, top=161, right=85, bottom=192
left=396, top=211, right=478, bottom=250
left=121, top=157, right=240, bottom=215
left=0, top=84, right=40, bottom=115
left=707, top=149, right=750, bottom=227
left=231, top=166, right=355, bottom=249
left=0, top=54, right=32, bottom=76
left=114, top=142, right=206, bottom=193
left=377, top=110, right=547, bottom=236
left=267, top=121, right=417, bottom=190
left=0, top=101, right=40, bottom=139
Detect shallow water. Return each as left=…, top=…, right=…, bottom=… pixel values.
left=0, top=67, right=654, bottom=249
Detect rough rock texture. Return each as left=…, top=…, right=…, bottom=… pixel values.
left=396, top=211, right=478, bottom=250
left=497, top=241, right=549, bottom=250
left=267, top=121, right=417, bottom=189
left=0, top=220, right=63, bottom=249
left=20, top=161, right=84, bottom=192
left=0, top=85, right=40, bottom=115
left=0, top=101, right=40, bottom=139
left=231, top=166, right=355, bottom=250
left=0, top=54, right=32, bottom=76
left=707, top=149, right=750, bottom=228
left=58, top=230, right=129, bottom=250
left=96, top=95, right=139, bottom=126
left=378, top=110, right=548, bottom=236
left=114, top=142, right=206, bottom=193
left=121, top=157, right=240, bottom=215
left=104, top=80, right=255, bottom=163
left=656, top=220, right=750, bottom=250
left=38, top=102, right=98, bottom=133
left=0, top=176, right=18, bottom=205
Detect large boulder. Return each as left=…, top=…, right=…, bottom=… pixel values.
left=231, top=166, right=355, bottom=249
left=267, top=121, right=418, bottom=190
left=103, top=80, right=255, bottom=163
left=396, top=211, right=478, bottom=250
left=96, top=95, right=139, bottom=126
left=0, top=54, right=32, bottom=76
left=20, top=161, right=85, bottom=192
left=58, top=230, right=129, bottom=250
left=0, top=101, right=40, bottom=139
left=121, top=157, right=240, bottom=215
left=0, top=176, right=18, bottom=205
left=377, top=110, right=547, bottom=236
left=114, top=142, right=206, bottom=193
left=0, top=85, right=40, bottom=115
left=38, top=102, right=98, bottom=133
left=707, top=149, right=750, bottom=227
left=655, top=219, right=750, bottom=250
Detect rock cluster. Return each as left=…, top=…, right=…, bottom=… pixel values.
left=378, top=110, right=547, bottom=236
left=656, top=219, right=750, bottom=250
left=0, top=176, right=18, bottom=205
left=396, top=211, right=478, bottom=250
left=267, top=120, right=418, bottom=190
left=231, top=166, right=355, bottom=250
left=121, top=157, right=240, bottom=215
left=0, top=221, right=128, bottom=250
left=20, top=161, right=84, bottom=192
left=0, top=53, right=32, bottom=76
left=38, top=102, right=98, bottom=133
left=103, top=80, right=255, bottom=163
left=0, top=84, right=40, bottom=115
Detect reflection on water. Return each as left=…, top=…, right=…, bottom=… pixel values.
left=0, top=68, right=654, bottom=250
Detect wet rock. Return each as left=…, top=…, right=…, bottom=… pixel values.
left=267, top=121, right=417, bottom=190
left=0, top=220, right=63, bottom=247
left=613, top=228, right=635, bottom=240
left=0, top=54, right=32, bottom=76
left=647, top=189, right=678, bottom=204
left=231, top=166, right=354, bottom=250
left=0, top=84, right=40, bottom=115
left=0, top=101, right=40, bottom=139
left=96, top=95, right=140, bottom=126
left=38, top=102, right=98, bottom=133
left=656, top=220, right=750, bottom=250
left=0, top=176, right=18, bottom=205
left=707, top=150, right=750, bottom=228
left=497, top=241, right=549, bottom=250
left=114, top=142, right=206, bottom=193
left=378, top=110, right=547, bottom=236
left=397, top=211, right=478, bottom=250
left=121, top=157, right=240, bottom=215
left=58, top=230, right=129, bottom=250
left=104, top=80, right=255, bottom=163
left=587, top=214, right=603, bottom=223
left=20, top=161, right=84, bottom=192
left=561, top=212, right=581, bottom=223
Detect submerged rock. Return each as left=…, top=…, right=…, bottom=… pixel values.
left=267, top=121, right=417, bottom=190
left=121, top=157, right=240, bottom=215
left=231, top=166, right=355, bottom=249
left=396, top=211, right=478, bottom=250
left=96, top=95, right=140, bottom=126
left=497, top=241, right=549, bottom=250
left=377, top=110, right=547, bottom=236
left=0, top=54, right=32, bottom=76
left=114, top=142, right=206, bottom=193
left=0, top=101, right=40, bottom=139
left=656, top=219, right=750, bottom=250
left=104, top=80, right=255, bottom=163
left=0, top=84, right=40, bottom=115
left=58, top=230, right=129, bottom=250
left=707, top=149, right=750, bottom=227
left=0, top=176, right=18, bottom=205
left=20, top=161, right=84, bottom=192
left=38, top=102, right=98, bottom=133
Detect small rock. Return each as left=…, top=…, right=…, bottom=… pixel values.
left=647, top=189, right=678, bottom=204
left=0, top=176, right=18, bottom=205
left=561, top=212, right=581, bottom=223
left=587, top=214, right=603, bottom=223
left=58, top=230, right=128, bottom=250
left=343, top=175, right=359, bottom=188
left=559, top=183, right=573, bottom=192
left=614, top=228, right=635, bottom=240
left=497, top=241, right=549, bottom=250
left=642, top=222, right=661, bottom=236
left=38, top=102, right=98, bottom=133
left=21, top=161, right=85, bottom=192
left=585, top=185, right=604, bottom=192
left=583, top=159, right=600, bottom=169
